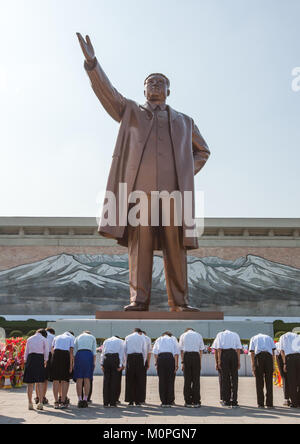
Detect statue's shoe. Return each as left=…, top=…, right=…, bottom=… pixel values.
left=124, top=302, right=149, bottom=312
left=170, top=305, right=201, bottom=312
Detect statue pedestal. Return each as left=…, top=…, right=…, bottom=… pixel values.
left=95, top=311, right=224, bottom=320
left=47, top=316, right=273, bottom=341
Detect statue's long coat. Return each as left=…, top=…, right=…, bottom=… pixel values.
left=85, top=59, right=210, bottom=250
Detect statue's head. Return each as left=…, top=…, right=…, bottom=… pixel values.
left=144, top=73, right=170, bottom=103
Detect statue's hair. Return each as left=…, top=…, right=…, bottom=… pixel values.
left=144, top=73, right=170, bottom=88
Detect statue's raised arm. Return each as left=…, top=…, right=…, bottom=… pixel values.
left=76, top=33, right=126, bottom=122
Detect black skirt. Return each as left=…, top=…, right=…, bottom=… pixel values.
left=23, top=353, right=46, bottom=384
left=50, top=349, right=71, bottom=382
left=45, top=352, right=52, bottom=380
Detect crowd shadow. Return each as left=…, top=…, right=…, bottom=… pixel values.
left=32, top=402, right=300, bottom=421
left=0, top=415, right=25, bottom=424
left=2, top=379, right=300, bottom=423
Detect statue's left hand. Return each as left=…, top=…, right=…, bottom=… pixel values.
left=76, top=32, right=96, bottom=65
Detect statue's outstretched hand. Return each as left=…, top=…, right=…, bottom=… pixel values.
left=76, top=33, right=95, bottom=65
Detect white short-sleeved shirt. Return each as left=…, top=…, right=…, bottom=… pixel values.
left=279, top=332, right=300, bottom=356
left=24, top=333, right=49, bottom=362
left=275, top=342, right=281, bottom=356
left=52, top=332, right=75, bottom=351
left=249, top=334, right=275, bottom=356
left=46, top=332, right=55, bottom=350
left=124, top=332, right=147, bottom=356
left=212, top=338, right=218, bottom=350
left=179, top=330, right=205, bottom=353
left=142, top=334, right=152, bottom=363
left=213, top=330, right=242, bottom=350
left=153, top=335, right=180, bottom=356
left=143, top=335, right=152, bottom=353
left=100, top=336, right=125, bottom=366
left=74, top=333, right=97, bottom=356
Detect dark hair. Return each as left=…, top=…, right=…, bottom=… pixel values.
left=133, top=328, right=143, bottom=334
left=185, top=328, right=194, bottom=333
left=144, top=73, right=170, bottom=88
left=142, top=331, right=147, bottom=335
left=68, top=331, right=75, bottom=336
left=46, top=328, right=55, bottom=335
left=162, top=331, right=173, bottom=337
left=84, top=331, right=92, bottom=335
left=37, top=329, right=47, bottom=338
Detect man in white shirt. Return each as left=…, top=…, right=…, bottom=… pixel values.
left=153, top=331, right=180, bottom=408
left=279, top=331, right=300, bottom=408
left=101, top=335, right=125, bottom=407
left=249, top=333, right=276, bottom=408
left=214, top=330, right=242, bottom=408
left=142, top=331, right=152, bottom=404
left=124, top=328, right=147, bottom=406
left=212, top=337, right=223, bottom=405
left=275, top=339, right=290, bottom=406
left=179, top=328, right=205, bottom=408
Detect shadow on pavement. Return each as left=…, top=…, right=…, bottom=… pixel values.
left=0, top=415, right=26, bottom=424
left=28, top=403, right=300, bottom=421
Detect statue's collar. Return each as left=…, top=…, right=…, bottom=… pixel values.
left=145, top=101, right=167, bottom=111
left=141, top=102, right=179, bottom=121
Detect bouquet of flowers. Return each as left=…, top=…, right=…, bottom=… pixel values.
left=0, top=350, right=15, bottom=373
left=0, top=337, right=27, bottom=388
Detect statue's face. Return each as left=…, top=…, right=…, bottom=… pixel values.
left=144, top=75, right=170, bottom=102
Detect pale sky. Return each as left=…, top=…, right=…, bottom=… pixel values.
left=1, top=0, right=300, bottom=219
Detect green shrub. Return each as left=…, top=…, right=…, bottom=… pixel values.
left=274, top=331, right=288, bottom=338
left=96, top=338, right=109, bottom=346
left=273, top=320, right=300, bottom=336
left=0, top=319, right=47, bottom=337
left=9, top=330, right=24, bottom=338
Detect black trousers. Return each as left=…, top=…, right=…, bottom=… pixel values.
left=221, top=349, right=239, bottom=405
left=254, top=352, right=274, bottom=407
left=286, top=354, right=300, bottom=407
left=103, top=353, right=120, bottom=406
left=142, top=363, right=147, bottom=403
left=183, top=352, right=201, bottom=404
left=218, top=369, right=223, bottom=401
left=125, top=353, right=145, bottom=403
left=157, top=353, right=175, bottom=405
left=116, top=368, right=122, bottom=401
left=171, top=372, right=176, bottom=403
left=277, top=354, right=290, bottom=400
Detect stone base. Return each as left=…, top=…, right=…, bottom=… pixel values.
left=47, top=318, right=274, bottom=340
left=95, top=311, right=224, bottom=320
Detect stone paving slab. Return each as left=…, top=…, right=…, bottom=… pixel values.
left=0, top=376, right=300, bottom=424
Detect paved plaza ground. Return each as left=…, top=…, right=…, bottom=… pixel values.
left=0, top=376, right=300, bottom=424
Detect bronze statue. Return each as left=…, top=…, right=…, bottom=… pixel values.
left=77, top=33, right=210, bottom=312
